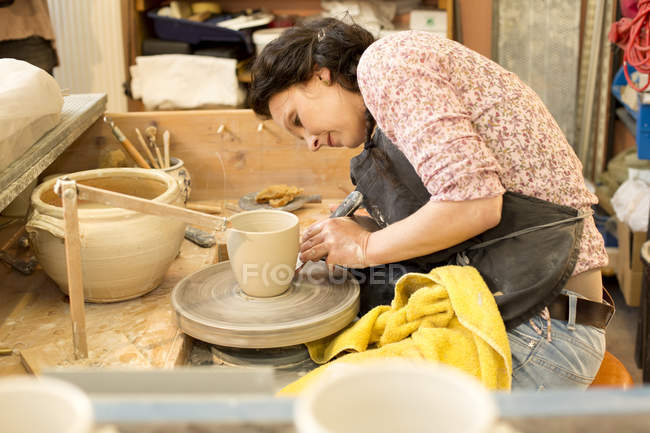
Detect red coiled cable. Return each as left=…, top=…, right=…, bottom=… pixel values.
left=609, top=0, right=650, bottom=92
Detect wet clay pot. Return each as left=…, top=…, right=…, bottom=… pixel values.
left=226, top=210, right=299, bottom=297
left=26, top=168, right=187, bottom=302
left=157, top=157, right=191, bottom=203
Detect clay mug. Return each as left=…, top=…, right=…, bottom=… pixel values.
left=294, top=359, right=497, bottom=433
left=226, top=209, right=299, bottom=297
left=0, top=376, right=94, bottom=433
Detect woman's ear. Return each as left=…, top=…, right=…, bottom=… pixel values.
left=315, top=67, right=332, bottom=85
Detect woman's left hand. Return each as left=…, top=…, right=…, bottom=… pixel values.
left=300, top=217, right=372, bottom=268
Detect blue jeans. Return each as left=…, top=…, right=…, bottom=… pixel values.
left=507, top=291, right=606, bottom=390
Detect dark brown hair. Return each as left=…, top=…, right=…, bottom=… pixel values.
left=249, top=17, right=375, bottom=118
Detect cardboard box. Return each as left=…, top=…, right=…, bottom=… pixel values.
left=615, top=219, right=646, bottom=306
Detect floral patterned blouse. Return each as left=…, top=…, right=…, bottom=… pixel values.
left=357, top=31, right=607, bottom=274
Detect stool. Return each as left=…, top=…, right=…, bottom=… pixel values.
left=589, top=351, right=634, bottom=388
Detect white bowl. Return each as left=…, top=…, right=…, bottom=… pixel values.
left=0, top=376, right=93, bottom=433
left=295, top=359, right=497, bottom=433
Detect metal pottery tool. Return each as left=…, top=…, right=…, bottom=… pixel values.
left=103, top=116, right=151, bottom=169
left=294, top=190, right=364, bottom=272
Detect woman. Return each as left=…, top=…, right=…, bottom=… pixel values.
left=250, top=18, right=613, bottom=390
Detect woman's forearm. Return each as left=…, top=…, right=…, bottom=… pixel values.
left=364, top=195, right=503, bottom=265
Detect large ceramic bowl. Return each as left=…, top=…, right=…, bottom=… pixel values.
left=26, top=168, right=187, bottom=302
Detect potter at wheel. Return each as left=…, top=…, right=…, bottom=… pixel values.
left=171, top=260, right=360, bottom=348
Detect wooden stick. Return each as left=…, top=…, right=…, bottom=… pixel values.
left=163, top=130, right=171, bottom=168
left=186, top=202, right=222, bottom=214
left=153, top=144, right=165, bottom=169
left=75, top=183, right=228, bottom=231
left=135, top=127, right=160, bottom=169
left=104, top=116, right=151, bottom=169
left=122, top=136, right=151, bottom=169
left=58, top=180, right=88, bottom=360
left=145, top=126, right=165, bottom=168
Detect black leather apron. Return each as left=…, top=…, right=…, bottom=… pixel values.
left=349, top=129, right=587, bottom=328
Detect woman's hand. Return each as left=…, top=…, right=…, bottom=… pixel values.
left=300, top=217, right=372, bottom=268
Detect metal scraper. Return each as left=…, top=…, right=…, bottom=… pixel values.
left=295, top=190, right=364, bottom=272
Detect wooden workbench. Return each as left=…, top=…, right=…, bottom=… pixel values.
left=0, top=200, right=338, bottom=375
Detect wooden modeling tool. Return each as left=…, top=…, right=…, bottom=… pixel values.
left=135, top=127, right=160, bottom=168
left=145, top=126, right=165, bottom=168
left=103, top=116, right=151, bottom=169
left=163, top=130, right=171, bottom=168
left=54, top=178, right=88, bottom=359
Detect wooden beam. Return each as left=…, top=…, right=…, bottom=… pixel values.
left=59, top=180, right=88, bottom=360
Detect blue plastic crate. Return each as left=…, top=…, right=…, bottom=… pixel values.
left=611, top=64, right=650, bottom=159
left=147, top=10, right=254, bottom=53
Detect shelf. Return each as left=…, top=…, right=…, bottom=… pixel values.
left=0, top=94, right=107, bottom=211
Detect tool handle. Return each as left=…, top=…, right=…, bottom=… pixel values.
left=121, top=137, right=152, bottom=169
left=135, top=127, right=160, bottom=168
left=163, top=130, right=171, bottom=168
left=153, top=144, right=165, bottom=169
left=330, top=190, right=363, bottom=218
left=104, top=116, right=151, bottom=169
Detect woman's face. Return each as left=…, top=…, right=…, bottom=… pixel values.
left=268, top=68, right=367, bottom=151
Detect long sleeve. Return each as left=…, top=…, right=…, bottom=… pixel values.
left=358, top=32, right=505, bottom=202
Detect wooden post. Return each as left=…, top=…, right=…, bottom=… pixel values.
left=58, top=179, right=88, bottom=359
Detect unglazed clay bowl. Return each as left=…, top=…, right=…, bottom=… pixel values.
left=26, top=168, right=186, bottom=302
left=226, top=210, right=299, bottom=297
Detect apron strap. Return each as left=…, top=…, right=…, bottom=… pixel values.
left=456, top=211, right=592, bottom=266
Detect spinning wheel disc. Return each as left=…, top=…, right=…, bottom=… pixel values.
left=172, top=261, right=360, bottom=348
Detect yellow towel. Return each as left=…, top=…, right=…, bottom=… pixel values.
left=279, top=265, right=512, bottom=395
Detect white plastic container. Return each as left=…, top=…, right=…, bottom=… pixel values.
left=295, top=360, right=496, bottom=433
left=0, top=376, right=93, bottom=433
left=252, top=28, right=288, bottom=55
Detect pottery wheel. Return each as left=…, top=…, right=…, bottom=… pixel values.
left=171, top=261, right=360, bottom=348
